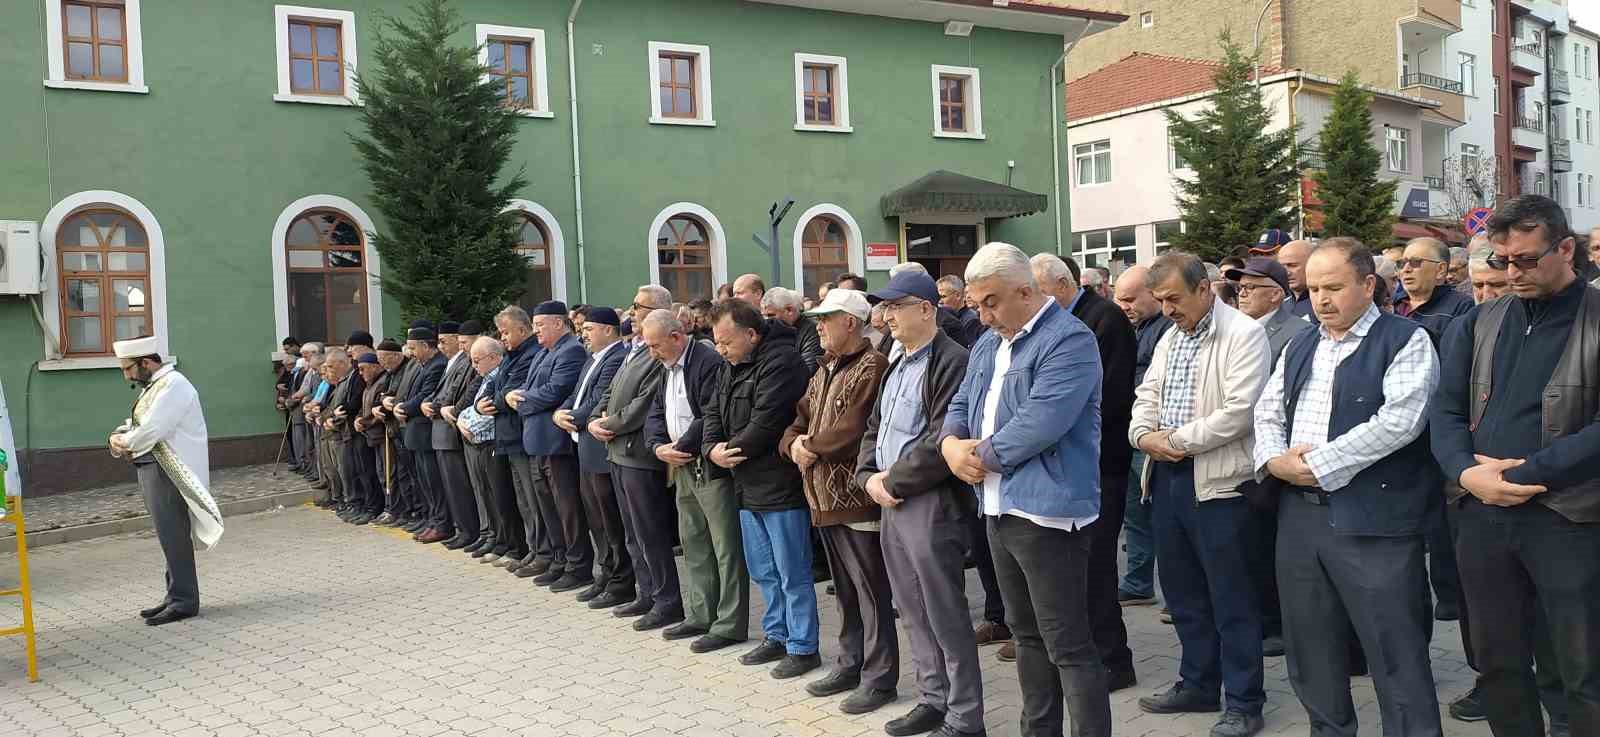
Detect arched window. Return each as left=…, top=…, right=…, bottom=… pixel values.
left=800, top=215, right=848, bottom=299
left=57, top=208, right=149, bottom=355
left=285, top=209, right=368, bottom=345
left=515, top=213, right=553, bottom=310
left=657, top=214, right=712, bottom=301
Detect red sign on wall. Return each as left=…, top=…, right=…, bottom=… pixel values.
left=865, top=242, right=899, bottom=271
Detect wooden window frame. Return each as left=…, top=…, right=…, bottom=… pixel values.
left=61, top=0, right=128, bottom=83
left=284, top=209, right=370, bottom=346
left=273, top=5, right=359, bottom=106
left=658, top=52, right=698, bottom=119
left=657, top=215, right=713, bottom=301
left=56, top=208, right=151, bottom=357
left=486, top=37, right=536, bottom=110
left=800, top=216, right=850, bottom=299
left=647, top=41, right=714, bottom=126
left=939, top=75, right=968, bottom=133
left=930, top=64, right=984, bottom=140
left=287, top=17, right=345, bottom=96
left=793, top=53, right=851, bottom=133
left=475, top=25, right=551, bottom=118
left=45, top=0, right=146, bottom=93
left=803, top=64, right=835, bottom=125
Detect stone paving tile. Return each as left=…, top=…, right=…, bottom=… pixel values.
left=0, top=503, right=1496, bottom=736
left=1, top=463, right=311, bottom=536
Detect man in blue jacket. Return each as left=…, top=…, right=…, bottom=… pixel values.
left=940, top=242, right=1112, bottom=737
left=509, top=301, right=590, bottom=591
left=480, top=306, right=541, bottom=572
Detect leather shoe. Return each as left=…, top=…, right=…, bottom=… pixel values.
left=1210, top=709, right=1264, bottom=737
left=932, top=726, right=986, bottom=737
left=589, top=591, right=634, bottom=610
left=632, top=609, right=683, bottom=631
left=996, top=641, right=1016, bottom=662
left=1262, top=635, right=1285, bottom=657
left=402, top=519, right=426, bottom=533
left=416, top=528, right=449, bottom=544
left=739, top=639, right=787, bottom=666
left=350, top=512, right=375, bottom=526
left=839, top=687, right=897, bottom=715
left=804, top=669, right=859, bottom=697
left=662, top=623, right=707, bottom=641
left=526, top=558, right=553, bottom=576
left=771, top=653, right=821, bottom=680
left=144, top=608, right=196, bottom=626
left=373, top=513, right=397, bottom=526
left=530, top=568, right=564, bottom=585
left=548, top=575, right=590, bottom=593
left=613, top=598, right=653, bottom=618
left=139, top=602, right=169, bottom=619
left=973, top=621, right=1012, bottom=646
left=1138, top=683, right=1221, bottom=714
left=442, top=535, right=471, bottom=550
left=1107, top=668, right=1138, bottom=693
left=884, top=704, right=947, bottom=737
left=574, top=583, right=605, bottom=602
left=689, top=634, right=741, bottom=653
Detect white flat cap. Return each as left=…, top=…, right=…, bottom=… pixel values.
left=113, top=336, right=160, bottom=359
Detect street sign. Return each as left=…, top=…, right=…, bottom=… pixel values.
left=1463, top=207, right=1494, bottom=236
left=1401, top=188, right=1431, bottom=218
left=865, top=242, right=899, bottom=271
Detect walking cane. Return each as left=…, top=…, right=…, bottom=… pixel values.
left=269, top=417, right=291, bottom=478
left=383, top=425, right=393, bottom=502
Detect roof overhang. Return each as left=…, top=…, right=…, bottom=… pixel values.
left=881, top=170, right=1048, bottom=219
left=1068, top=70, right=1439, bottom=128
left=743, top=0, right=1126, bottom=36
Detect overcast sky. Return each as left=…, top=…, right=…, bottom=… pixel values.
left=1574, top=0, right=1597, bottom=29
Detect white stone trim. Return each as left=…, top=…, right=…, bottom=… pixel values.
left=930, top=64, right=985, bottom=140
left=646, top=202, right=727, bottom=297
left=273, top=5, right=360, bottom=106
left=793, top=53, right=852, bottom=133
left=475, top=24, right=553, bottom=118
left=43, top=0, right=148, bottom=94
left=37, top=190, right=170, bottom=369
left=270, top=194, right=383, bottom=345
left=790, top=204, right=864, bottom=292
left=647, top=41, right=715, bottom=127
left=503, top=199, right=567, bottom=302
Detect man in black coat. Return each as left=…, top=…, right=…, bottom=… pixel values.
left=395, top=327, right=449, bottom=543
left=1031, top=253, right=1140, bottom=691
left=422, top=322, right=480, bottom=550
left=555, top=308, right=634, bottom=604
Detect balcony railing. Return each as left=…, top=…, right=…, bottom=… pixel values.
left=1401, top=72, right=1464, bottom=94
left=1515, top=41, right=1543, bottom=56
left=1550, top=68, right=1571, bottom=95
left=1515, top=115, right=1545, bottom=132
left=1299, top=147, right=1325, bottom=170
left=1552, top=138, right=1572, bottom=160
left=1424, top=175, right=1446, bottom=189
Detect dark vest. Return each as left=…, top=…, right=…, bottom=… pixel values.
left=1282, top=313, right=1437, bottom=536
left=1470, top=287, right=1600, bottom=522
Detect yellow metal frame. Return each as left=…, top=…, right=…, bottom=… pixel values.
left=0, top=495, right=39, bottom=682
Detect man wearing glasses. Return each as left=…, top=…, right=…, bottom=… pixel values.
left=1394, top=237, right=1475, bottom=345
left=1224, top=258, right=1310, bottom=373
left=1431, top=195, right=1600, bottom=737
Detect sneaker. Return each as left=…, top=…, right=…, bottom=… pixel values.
left=973, top=621, right=1011, bottom=646
left=1119, top=590, right=1157, bottom=607
left=1138, top=683, right=1221, bottom=714
left=1448, top=686, right=1486, bottom=722
left=884, top=703, right=946, bottom=737
left=1210, top=709, right=1264, bottom=737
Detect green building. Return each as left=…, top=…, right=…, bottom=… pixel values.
left=0, top=0, right=1120, bottom=493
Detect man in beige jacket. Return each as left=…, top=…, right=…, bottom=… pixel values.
left=1128, top=252, right=1271, bottom=737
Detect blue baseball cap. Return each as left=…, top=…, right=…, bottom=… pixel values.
left=1249, top=229, right=1293, bottom=255
left=867, top=271, right=941, bottom=306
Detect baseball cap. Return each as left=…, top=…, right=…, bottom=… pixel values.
left=1224, top=256, right=1291, bottom=295
left=805, top=288, right=870, bottom=321
left=867, top=271, right=940, bottom=306
left=1248, top=229, right=1293, bottom=256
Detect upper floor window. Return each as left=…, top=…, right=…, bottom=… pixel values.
left=931, top=65, right=984, bottom=139
left=1386, top=127, right=1410, bottom=172
left=273, top=5, right=359, bottom=106
left=57, top=208, right=150, bottom=356
left=44, top=0, right=147, bottom=93
left=476, top=25, right=552, bottom=118
left=1459, top=52, right=1476, bottom=96
left=794, top=53, right=851, bottom=132
left=648, top=42, right=714, bottom=126
left=1075, top=140, right=1111, bottom=185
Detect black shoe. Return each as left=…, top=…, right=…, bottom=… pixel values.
left=1435, top=599, right=1460, bottom=621
left=442, top=536, right=470, bottom=550
left=805, top=669, right=860, bottom=697
left=1138, top=683, right=1221, bottom=714
left=690, top=634, right=742, bottom=654
left=932, top=725, right=986, bottom=737
left=1107, top=668, right=1138, bottom=693
left=613, top=598, right=653, bottom=618
left=469, top=546, right=492, bottom=559
left=531, top=568, right=564, bottom=586
left=514, top=564, right=543, bottom=579
left=1210, top=709, right=1264, bottom=737
left=839, top=687, right=897, bottom=715
left=547, top=575, right=590, bottom=593
left=632, top=609, right=684, bottom=632
left=139, top=602, right=169, bottom=619
left=1262, top=635, right=1285, bottom=658
left=1118, top=589, right=1158, bottom=606
left=884, top=704, right=947, bottom=737
left=402, top=520, right=426, bottom=533
left=144, top=608, right=196, bottom=626
left=526, top=558, right=553, bottom=576
left=351, top=513, right=375, bottom=526
left=575, top=583, right=605, bottom=602
left=739, top=639, right=787, bottom=666
left=1448, top=686, right=1486, bottom=722
left=463, top=538, right=487, bottom=554
left=772, top=653, right=821, bottom=680
left=590, top=591, right=634, bottom=610
left=663, top=623, right=708, bottom=641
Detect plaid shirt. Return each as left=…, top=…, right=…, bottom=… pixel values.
left=1158, top=308, right=1214, bottom=430
left=1253, top=305, right=1438, bottom=491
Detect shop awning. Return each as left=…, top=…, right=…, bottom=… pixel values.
left=1393, top=220, right=1466, bottom=246
left=880, top=170, right=1048, bottom=220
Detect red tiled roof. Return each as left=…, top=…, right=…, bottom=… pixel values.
left=1066, top=52, right=1289, bottom=122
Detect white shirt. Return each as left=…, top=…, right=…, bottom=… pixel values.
left=980, top=298, right=1098, bottom=532
left=570, top=340, right=622, bottom=442
left=664, top=347, right=695, bottom=443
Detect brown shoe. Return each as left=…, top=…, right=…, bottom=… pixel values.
left=974, top=621, right=1012, bottom=646
left=416, top=528, right=449, bottom=544
left=997, top=640, right=1016, bottom=662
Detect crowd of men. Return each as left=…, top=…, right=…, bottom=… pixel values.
left=271, top=194, right=1599, bottom=737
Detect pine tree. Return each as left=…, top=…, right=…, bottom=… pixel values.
left=1310, top=73, right=1398, bottom=248
left=1165, top=33, right=1299, bottom=262
left=351, top=0, right=529, bottom=325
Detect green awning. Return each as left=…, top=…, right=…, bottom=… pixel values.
left=879, top=170, right=1048, bottom=219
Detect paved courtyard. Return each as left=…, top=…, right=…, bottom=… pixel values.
left=0, top=504, right=1491, bottom=737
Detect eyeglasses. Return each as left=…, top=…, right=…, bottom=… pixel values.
left=1398, top=257, right=1442, bottom=270
left=1485, top=241, right=1558, bottom=271
left=1234, top=283, right=1281, bottom=297
left=882, top=300, right=925, bottom=313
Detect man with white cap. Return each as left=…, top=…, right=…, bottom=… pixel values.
left=108, top=336, right=223, bottom=626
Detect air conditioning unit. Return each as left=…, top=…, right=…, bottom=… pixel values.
left=0, top=221, right=43, bottom=295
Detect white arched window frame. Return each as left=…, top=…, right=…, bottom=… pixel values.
left=502, top=199, right=567, bottom=303
left=790, top=203, right=865, bottom=293
left=646, top=202, right=728, bottom=299
left=39, top=190, right=170, bottom=370
left=270, top=195, right=383, bottom=351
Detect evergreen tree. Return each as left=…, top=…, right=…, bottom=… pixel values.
left=1309, top=72, right=1398, bottom=248
left=1165, top=33, right=1299, bottom=262
left=352, top=0, right=528, bottom=325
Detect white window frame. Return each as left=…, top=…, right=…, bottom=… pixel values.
left=647, top=41, right=714, bottom=127
left=1459, top=52, right=1476, bottom=96
left=1074, top=139, right=1111, bottom=186
left=38, top=190, right=172, bottom=370
left=475, top=25, right=552, bottom=118
left=43, top=0, right=149, bottom=94
left=1167, top=130, right=1188, bottom=172
left=1386, top=127, right=1410, bottom=173
left=646, top=202, right=727, bottom=294
left=930, top=64, right=984, bottom=140
left=792, top=53, right=851, bottom=133
left=1140, top=11, right=1154, bottom=28
left=789, top=203, right=865, bottom=291
left=273, top=5, right=360, bottom=106
left=270, top=194, right=384, bottom=350
left=503, top=199, right=567, bottom=301
left=1580, top=174, right=1586, bottom=206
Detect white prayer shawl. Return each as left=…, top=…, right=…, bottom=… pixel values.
left=119, top=365, right=224, bottom=549
left=0, top=377, right=20, bottom=497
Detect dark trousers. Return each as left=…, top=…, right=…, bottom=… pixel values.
left=1149, top=459, right=1264, bottom=714
left=578, top=470, right=634, bottom=596
left=1085, top=466, right=1134, bottom=677
left=333, top=439, right=357, bottom=504
left=1121, top=451, right=1157, bottom=598
left=820, top=525, right=899, bottom=690
left=477, top=446, right=525, bottom=558
left=136, top=462, right=199, bottom=614
left=988, top=514, right=1112, bottom=737
left=506, top=451, right=548, bottom=561
left=540, top=454, right=591, bottom=576
left=613, top=464, right=681, bottom=615
left=358, top=443, right=384, bottom=512
left=967, top=513, right=1005, bottom=626
left=1456, top=498, right=1600, bottom=737
left=463, top=442, right=497, bottom=546
left=437, top=449, right=478, bottom=543
left=295, top=422, right=315, bottom=472
left=1426, top=497, right=1461, bottom=613
left=414, top=445, right=451, bottom=532
left=1251, top=505, right=1283, bottom=640
left=1276, top=493, right=1441, bottom=737
left=389, top=446, right=419, bottom=518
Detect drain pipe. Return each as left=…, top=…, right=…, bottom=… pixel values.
left=1051, top=21, right=1095, bottom=255
left=566, top=0, right=589, bottom=302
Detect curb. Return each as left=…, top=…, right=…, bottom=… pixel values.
left=0, top=490, right=316, bottom=549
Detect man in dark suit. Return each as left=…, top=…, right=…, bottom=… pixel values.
left=395, top=326, right=449, bottom=543
left=1225, top=258, right=1311, bottom=370
left=422, top=322, right=480, bottom=550
left=555, top=308, right=634, bottom=606
left=510, top=301, right=591, bottom=592
left=482, top=306, right=541, bottom=571
left=937, top=275, right=985, bottom=346
left=1031, top=253, right=1141, bottom=691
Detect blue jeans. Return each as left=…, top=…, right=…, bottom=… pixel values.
left=740, top=508, right=819, bottom=655
left=1120, top=452, right=1156, bottom=598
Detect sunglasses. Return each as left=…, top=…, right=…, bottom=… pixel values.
left=1397, top=257, right=1442, bottom=270
left=1485, top=241, right=1558, bottom=271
